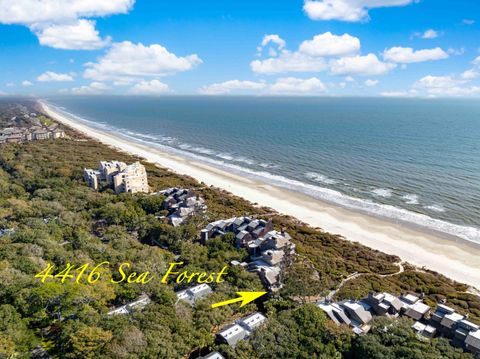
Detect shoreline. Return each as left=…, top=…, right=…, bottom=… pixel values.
left=40, top=101, right=480, bottom=289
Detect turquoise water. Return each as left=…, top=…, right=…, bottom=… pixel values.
left=46, top=96, right=480, bottom=243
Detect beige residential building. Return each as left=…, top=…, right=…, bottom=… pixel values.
left=83, top=168, right=101, bottom=190
left=99, top=161, right=127, bottom=184
left=113, top=162, right=149, bottom=194
left=84, top=161, right=149, bottom=194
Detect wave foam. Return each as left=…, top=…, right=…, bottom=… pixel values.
left=402, top=194, right=419, bottom=205
left=45, top=101, right=480, bottom=245
left=305, top=172, right=337, bottom=185
left=424, top=204, right=445, bottom=213
left=371, top=188, right=393, bottom=198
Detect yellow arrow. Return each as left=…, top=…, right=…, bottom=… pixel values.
left=211, top=291, right=267, bottom=309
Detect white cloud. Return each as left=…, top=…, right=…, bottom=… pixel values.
left=421, top=29, right=438, bottom=39
left=130, top=80, right=170, bottom=95
left=6, top=82, right=15, bottom=87
left=270, top=77, right=326, bottom=93
left=199, top=77, right=325, bottom=95
left=461, top=69, right=479, bottom=80
left=251, top=52, right=327, bottom=74
left=0, top=0, right=134, bottom=24
left=299, top=32, right=360, bottom=57
left=414, top=75, right=480, bottom=97
left=257, top=35, right=287, bottom=57
left=37, top=71, right=75, bottom=82
left=199, top=80, right=266, bottom=95
left=473, top=56, right=480, bottom=66
left=330, top=54, right=396, bottom=76
left=21, top=80, right=33, bottom=87
left=381, top=89, right=417, bottom=97
left=71, top=81, right=109, bottom=94
left=0, top=0, right=134, bottom=50
left=463, top=19, right=475, bottom=25
left=33, top=19, right=110, bottom=50
left=448, top=48, right=465, bottom=56
left=303, top=0, right=415, bottom=22
left=414, top=75, right=463, bottom=89
left=253, top=32, right=365, bottom=74
left=383, top=47, right=448, bottom=63
left=260, top=35, right=286, bottom=50
left=84, top=41, right=202, bottom=82
left=364, top=79, right=379, bottom=87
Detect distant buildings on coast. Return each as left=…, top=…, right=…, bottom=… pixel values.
left=319, top=291, right=480, bottom=356
left=84, top=161, right=149, bottom=194
left=0, top=112, right=65, bottom=144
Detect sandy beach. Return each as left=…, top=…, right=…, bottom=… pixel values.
left=41, top=101, right=480, bottom=289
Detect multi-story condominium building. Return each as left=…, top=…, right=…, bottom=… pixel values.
left=84, top=161, right=149, bottom=194
left=99, top=161, right=127, bottom=184
left=113, top=161, right=149, bottom=194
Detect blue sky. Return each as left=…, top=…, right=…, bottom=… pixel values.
left=1, top=0, right=480, bottom=97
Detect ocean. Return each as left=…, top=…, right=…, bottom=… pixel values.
left=45, top=96, right=480, bottom=244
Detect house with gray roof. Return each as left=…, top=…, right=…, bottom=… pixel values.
left=318, top=302, right=351, bottom=326
left=454, top=320, right=480, bottom=347
left=156, top=187, right=206, bottom=227
left=342, top=300, right=373, bottom=327
left=217, top=324, right=248, bottom=346
left=107, top=294, right=151, bottom=316
left=201, top=217, right=295, bottom=291
left=217, top=312, right=267, bottom=347
left=412, top=321, right=436, bottom=338
left=465, top=330, right=480, bottom=356
left=176, top=284, right=212, bottom=306
left=403, top=301, right=431, bottom=321
left=238, top=312, right=267, bottom=332
left=364, top=292, right=404, bottom=316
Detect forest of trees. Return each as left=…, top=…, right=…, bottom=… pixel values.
left=0, top=99, right=478, bottom=358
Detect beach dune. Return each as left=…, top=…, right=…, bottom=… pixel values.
left=41, top=102, right=480, bottom=289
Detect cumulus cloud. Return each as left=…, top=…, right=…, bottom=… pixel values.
left=199, top=80, right=266, bottom=95
left=414, top=75, right=480, bottom=96
left=252, top=32, right=361, bottom=74
left=383, top=47, right=448, bottom=64
left=303, top=0, right=415, bottom=22
left=473, top=56, right=480, bottom=66
left=381, top=89, right=417, bottom=97
left=299, top=32, right=360, bottom=57
left=0, top=0, right=134, bottom=49
left=71, top=81, right=110, bottom=94
left=260, top=35, right=286, bottom=51
left=21, top=80, right=33, bottom=87
left=461, top=69, right=479, bottom=80
left=421, top=29, right=438, bottom=39
left=330, top=54, right=396, bottom=76
left=130, top=80, right=170, bottom=95
left=364, top=79, right=379, bottom=87
left=37, top=71, right=75, bottom=82
left=199, top=77, right=325, bottom=95
left=251, top=52, right=327, bottom=74
left=270, top=77, right=326, bottom=93
left=33, top=20, right=110, bottom=50
left=84, top=41, right=202, bottom=82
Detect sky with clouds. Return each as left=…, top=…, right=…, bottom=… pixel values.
left=1, top=0, right=480, bottom=97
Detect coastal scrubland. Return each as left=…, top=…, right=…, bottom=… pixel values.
left=0, top=101, right=478, bottom=358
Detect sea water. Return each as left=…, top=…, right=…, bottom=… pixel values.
left=46, top=96, right=480, bottom=244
